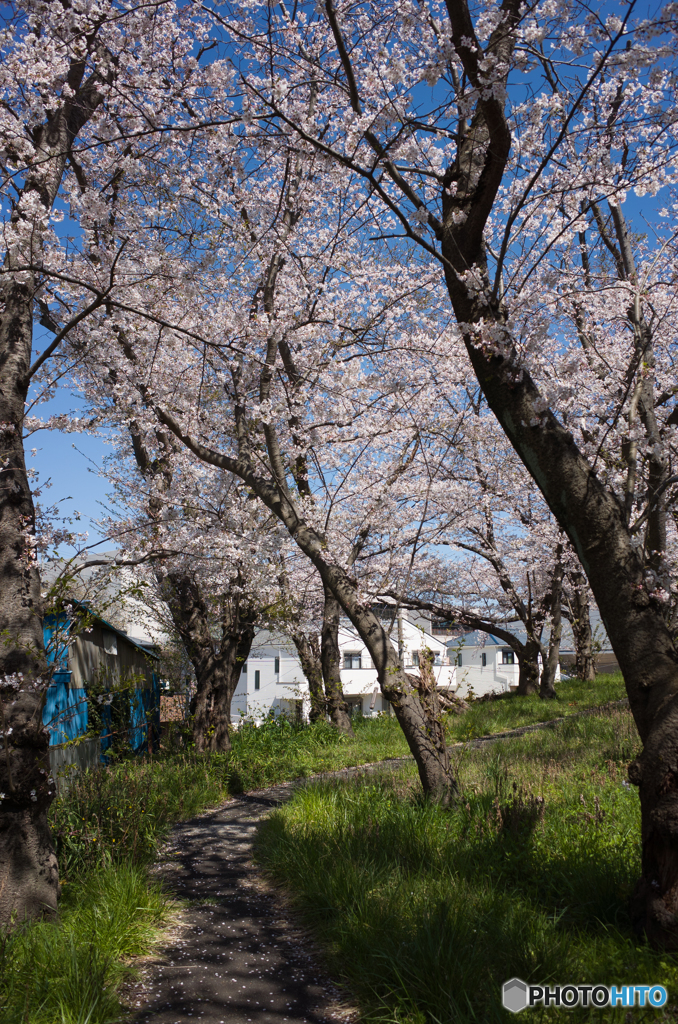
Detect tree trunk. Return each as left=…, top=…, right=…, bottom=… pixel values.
left=443, top=179, right=678, bottom=947
left=314, top=561, right=456, bottom=802
left=540, top=555, right=563, bottom=700
left=517, top=639, right=541, bottom=696
left=565, top=576, right=596, bottom=681
left=321, top=584, right=354, bottom=735
left=0, top=284, right=58, bottom=927
left=162, top=572, right=255, bottom=752
left=428, top=5, right=678, bottom=940
left=205, top=625, right=255, bottom=751
left=292, top=632, right=325, bottom=722
left=415, top=651, right=450, bottom=784
left=0, top=80, right=107, bottom=927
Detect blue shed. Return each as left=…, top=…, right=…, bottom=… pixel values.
left=42, top=602, right=160, bottom=758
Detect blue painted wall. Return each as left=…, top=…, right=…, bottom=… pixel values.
left=42, top=614, right=159, bottom=755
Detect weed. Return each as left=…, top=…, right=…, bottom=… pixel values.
left=0, top=865, right=169, bottom=1024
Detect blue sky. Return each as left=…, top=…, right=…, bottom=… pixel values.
left=28, top=328, right=114, bottom=557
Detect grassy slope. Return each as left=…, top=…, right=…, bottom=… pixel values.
left=446, top=672, right=627, bottom=743
left=255, top=706, right=676, bottom=1023
left=0, top=676, right=630, bottom=1022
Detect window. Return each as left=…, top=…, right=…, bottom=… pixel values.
left=481, top=652, right=487, bottom=667
left=502, top=650, right=515, bottom=665
left=414, top=651, right=442, bottom=667
left=242, top=663, right=247, bottom=674
left=274, top=657, right=280, bottom=674
left=343, top=653, right=362, bottom=670
left=102, top=629, right=117, bottom=656
left=457, top=653, right=462, bottom=667
left=254, top=670, right=260, bottom=690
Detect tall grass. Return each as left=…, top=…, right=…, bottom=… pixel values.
left=255, top=708, right=676, bottom=1023
left=1, top=714, right=409, bottom=1022
left=0, top=865, right=169, bottom=1024
left=50, top=715, right=409, bottom=879
left=227, top=712, right=410, bottom=787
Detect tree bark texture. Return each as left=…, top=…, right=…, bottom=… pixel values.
left=517, top=639, right=541, bottom=697
left=0, top=265, right=54, bottom=931
left=0, top=39, right=113, bottom=927
left=291, top=632, right=325, bottom=722
left=564, top=577, right=596, bottom=681
left=163, top=573, right=256, bottom=752
left=321, top=584, right=354, bottom=735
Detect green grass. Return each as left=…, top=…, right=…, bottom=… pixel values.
left=1, top=714, right=410, bottom=1023
left=255, top=706, right=677, bottom=1023
left=0, top=678, right=634, bottom=1022
left=446, top=672, right=628, bottom=743
left=227, top=712, right=410, bottom=787
left=0, top=864, right=170, bottom=1024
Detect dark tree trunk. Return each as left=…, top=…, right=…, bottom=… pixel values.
left=0, top=289, right=56, bottom=927
left=0, top=49, right=111, bottom=926
left=436, top=2, right=678, bottom=935
left=321, top=584, right=354, bottom=735
left=565, top=576, right=596, bottom=681
left=309, top=553, right=456, bottom=802
left=517, top=639, right=541, bottom=696
left=206, top=625, right=255, bottom=750
left=413, top=651, right=450, bottom=786
left=540, top=554, right=563, bottom=700
left=163, top=573, right=255, bottom=752
left=291, top=632, right=325, bottom=722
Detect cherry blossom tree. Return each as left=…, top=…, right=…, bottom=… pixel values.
left=0, top=0, right=205, bottom=927
left=96, top=416, right=289, bottom=751
left=201, top=0, right=678, bottom=946
left=64, top=122, right=470, bottom=800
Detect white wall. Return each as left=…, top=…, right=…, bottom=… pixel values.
left=450, top=642, right=520, bottom=698
left=231, top=617, right=459, bottom=723
left=448, top=637, right=561, bottom=698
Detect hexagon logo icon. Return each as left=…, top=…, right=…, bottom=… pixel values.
left=503, top=978, right=528, bottom=1013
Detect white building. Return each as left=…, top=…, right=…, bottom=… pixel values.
left=231, top=609, right=459, bottom=723
left=447, top=630, right=561, bottom=698
left=446, top=631, right=519, bottom=698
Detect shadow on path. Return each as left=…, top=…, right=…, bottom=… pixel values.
left=126, top=772, right=379, bottom=1024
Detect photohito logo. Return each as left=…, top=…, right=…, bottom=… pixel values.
left=501, top=979, right=668, bottom=1013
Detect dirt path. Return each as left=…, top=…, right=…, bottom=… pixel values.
left=125, top=765, right=401, bottom=1024
left=126, top=702, right=628, bottom=1023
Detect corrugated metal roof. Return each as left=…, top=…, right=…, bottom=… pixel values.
left=68, top=599, right=160, bottom=659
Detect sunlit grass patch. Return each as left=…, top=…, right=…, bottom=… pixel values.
left=446, top=672, right=628, bottom=743
left=2, top=679, right=632, bottom=1022
left=0, top=864, right=171, bottom=1024
left=255, top=707, right=676, bottom=1023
